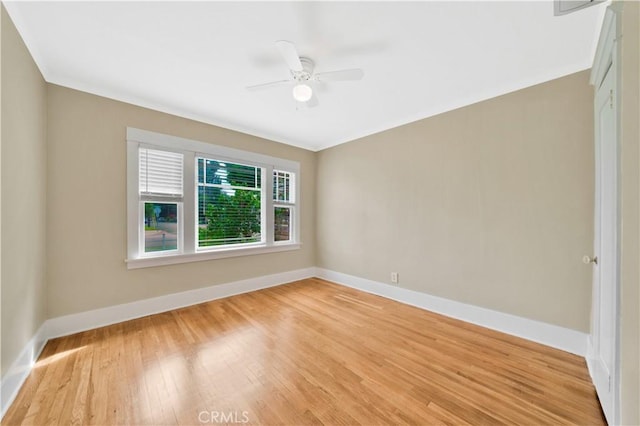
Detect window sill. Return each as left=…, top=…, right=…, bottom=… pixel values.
left=126, top=243, right=301, bottom=269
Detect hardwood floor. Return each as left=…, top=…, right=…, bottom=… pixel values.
left=3, top=278, right=605, bottom=425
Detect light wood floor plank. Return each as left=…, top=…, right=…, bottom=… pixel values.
left=3, top=278, right=605, bottom=425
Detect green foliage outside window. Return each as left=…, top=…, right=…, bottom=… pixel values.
left=198, top=189, right=261, bottom=247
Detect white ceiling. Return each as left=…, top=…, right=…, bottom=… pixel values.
left=5, top=1, right=607, bottom=151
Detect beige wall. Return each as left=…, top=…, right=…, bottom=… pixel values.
left=0, top=5, right=48, bottom=376
left=46, top=85, right=316, bottom=318
left=618, top=1, right=640, bottom=424
left=317, top=71, right=594, bottom=332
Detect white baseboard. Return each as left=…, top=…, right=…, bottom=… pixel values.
left=1, top=267, right=315, bottom=419
left=1, top=323, right=48, bottom=419
left=316, top=268, right=589, bottom=356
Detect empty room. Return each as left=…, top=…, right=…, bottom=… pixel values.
left=1, top=1, right=639, bottom=425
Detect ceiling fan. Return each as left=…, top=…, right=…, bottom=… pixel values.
left=246, top=40, right=364, bottom=107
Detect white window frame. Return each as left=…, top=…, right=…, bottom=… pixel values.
left=126, top=127, right=300, bottom=269
left=195, top=155, right=265, bottom=249
left=137, top=147, right=185, bottom=257
left=273, top=170, right=296, bottom=244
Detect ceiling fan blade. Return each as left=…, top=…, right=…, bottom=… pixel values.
left=275, top=40, right=303, bottom=72
left=314, top=68, right=364, bottom=82
left=246, top=79, right=291, bottom=91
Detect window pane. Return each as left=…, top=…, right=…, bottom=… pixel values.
left=144, top=202, right=178, bottom=252
left=226, top=162, right=259, bottom=188
left=205, top=159, right=218, bottom=184
left=273, top=170, right=293, bottom=202
left=274, top=207, right=291, bottom=242
left=197, top=158, right=204, bottom=184
left=198, top=187, right=261, bottom=247
left=139, top=148, right=183, bottom=196
left=199, top=158, right=261, bottom=189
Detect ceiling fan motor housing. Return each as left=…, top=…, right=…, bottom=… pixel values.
left=292, top=57, right=315, bottom=82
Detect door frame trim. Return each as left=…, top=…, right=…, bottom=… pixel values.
left=588, top=5, right=621, bottom=425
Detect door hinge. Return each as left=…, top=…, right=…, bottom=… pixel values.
left=609, top=89, right=614, bottom=109
left=608, top=375, right=611, bottom=391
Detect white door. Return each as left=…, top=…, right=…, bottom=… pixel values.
left=590, top=57, right=619, bottom=425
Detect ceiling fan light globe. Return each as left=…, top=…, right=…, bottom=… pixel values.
left=292, top=83, right=313, bottom=102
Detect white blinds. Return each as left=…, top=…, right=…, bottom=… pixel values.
left=139, top=148, right=183, bottom=197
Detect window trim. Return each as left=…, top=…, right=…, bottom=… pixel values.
left=126, top=127, right=300, bottom=269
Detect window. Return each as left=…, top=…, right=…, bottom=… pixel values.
left=197, top=158, right=262, bottom=248
left=273, top=170, right=294, bottom=242
left=127, top=128, right=300, bottom=269
left=139, top=148, right=183, bottom=254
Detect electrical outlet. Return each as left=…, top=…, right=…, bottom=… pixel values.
left=391, top=272, right=399, bottom=284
